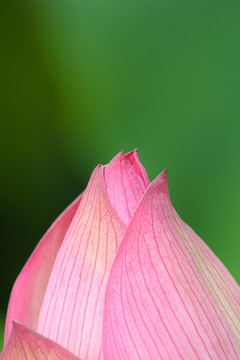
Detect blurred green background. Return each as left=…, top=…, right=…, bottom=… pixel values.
left=1, top=0, right=240, bottom=351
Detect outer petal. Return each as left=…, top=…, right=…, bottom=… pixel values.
left=104, top=150, right=149, bottom=225
left=0, top=322, right=80, bottom=360
left=5, top=194, right=82, bottom=344
left=103, top=170, right=240, bottom=360
left=37, top=166, right=125, bottom=360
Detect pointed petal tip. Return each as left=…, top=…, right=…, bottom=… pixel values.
left=10, top=320, right=28, bottom=338
left=126, top=148, right=139, bottom=157
left=104, top=150, right=125, bottom=167
left=11, top=320, right=24, bottom=335
left=162, top=168, right=168, bottom=179
left=136, top=167, right=169, bottom=203
left=125, top=149, right=150, bottom=187
left=104, top=149, right=141, bottom=167
left=119, top=149, right=125, bottom=159
left=152, top=168, right=168, bottom=191
left=11, top=320, right=19, bottom=331
left=2, top=322, right=81, bottom=360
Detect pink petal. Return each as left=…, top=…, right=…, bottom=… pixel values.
left=37, top=165, right=125, bottom=360
left=104, top=150, right=149, bottom=225
left=5, top=194, right=82, bottom=344
left=103, top=170, right=240, bottom=360
left=1, top=322, right=81, bottom=360
left=125, top=149, right=150, bottom=188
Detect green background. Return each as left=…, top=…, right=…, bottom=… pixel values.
left=1, top=0, right=240, bottom=351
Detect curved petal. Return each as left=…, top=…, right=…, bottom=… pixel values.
left=5, top=193, right=83, bottom=344
left=125, top=148, right=150, bottom=188
left=37, top=165, right=125, bottom=360
left=104, top=150, right=149, bottom=225
left=103, top=170, right=240, bottom=360
left=1, top=322, right=80, bottom=360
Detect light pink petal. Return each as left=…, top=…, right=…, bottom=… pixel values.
left=1, top=322, right=81, bottom=360
left=5, top=194, right=82, bottom=344
left=103, top=170, right=240, bottom=360
left=37, top=165, right=125, bottom=360
left=104, top=150, right=149, bottom=225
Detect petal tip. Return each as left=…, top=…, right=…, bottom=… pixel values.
left=157, top=168, right=168, bottom=184
left=162, top=168, right=167, bottom=178
left=148, top=168, right=169, bottom=197
left=11, top=321, right=21, bottom=333
left=119, top=149, right=125, bottom=159
left=126, top=148, right=139, bottom=157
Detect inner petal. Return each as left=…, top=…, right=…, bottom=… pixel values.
left=104, top=149, right=150, bottom=225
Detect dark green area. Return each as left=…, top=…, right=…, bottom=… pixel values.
left=0, top=315, right=4, bottom=351
left=1, top=0, right=240, bottom=349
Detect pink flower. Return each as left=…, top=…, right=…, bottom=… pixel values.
left=1, top=150, right=240, bottom=360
